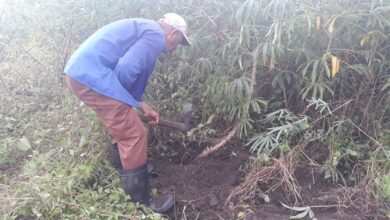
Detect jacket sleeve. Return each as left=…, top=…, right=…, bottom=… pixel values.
left=114, top=48, right=144, bottom=89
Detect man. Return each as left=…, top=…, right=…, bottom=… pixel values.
left=63, top=13, right=191, bottom=213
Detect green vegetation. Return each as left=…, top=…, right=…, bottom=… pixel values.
left=1, top=0, right=389, bottom=219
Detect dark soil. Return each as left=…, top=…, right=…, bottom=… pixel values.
left=149, top=145, right=388, bottom=220
left=150, top=145, right=246, bottom=219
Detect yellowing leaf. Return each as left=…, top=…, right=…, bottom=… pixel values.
left=269, top=58, right=276, bottom=71
left=360, top=36, right=368, bottom=47
left=331, top=56, right=341, bottom=78
left=321, top=53, right=330, bottom=61
left=328, top=17, right=336, bottom=34
left=316, top=16, right=321, bottom=30
left=238, top=211, right=247, bottom=218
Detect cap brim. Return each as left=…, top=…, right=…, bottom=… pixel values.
left=180, top=33, right=191, bottom=46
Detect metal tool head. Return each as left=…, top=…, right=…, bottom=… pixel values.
left=182, top=103, right=192, bottom=128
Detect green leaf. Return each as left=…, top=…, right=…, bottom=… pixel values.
left=78, top=135, right=90, bottom=148
left=281, top=203, right=310, bottom=211
left=302, top=60, right=314, bottom=77
left=322, top=60, right=331, bottom=78
left=290, top=209, right=309, bottom=219
left=39, top=192, right=51, bottom=200
left=347, top=149, right=358, bottom=156
left=263, top=43, right=269, bottom=65
left=309, top=209, right=315, bottom=218
left=301, top=85, right=312, bottom=100
left=17, top=137, right=31, bottom=151
left=350, top=64, right=369, bottom=76
left=324, top=169, right=331, bottom=179
left=239, top=25, right=250, bottom=47
left=311, top=60, right=319, bottom=82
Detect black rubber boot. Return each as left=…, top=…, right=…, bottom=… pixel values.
left=110, top=143, right=123, bottom=170
left=111, top=144, right=154, bottom=173
left=119, top=164, right=174, bottom=213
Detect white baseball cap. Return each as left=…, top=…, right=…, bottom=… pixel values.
left=159, top=13, right=191, bottom=46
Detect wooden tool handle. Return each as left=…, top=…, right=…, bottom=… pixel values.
left=138, top=115, right=188, bottom=131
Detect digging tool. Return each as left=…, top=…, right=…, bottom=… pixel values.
left=138, top=103, right=192, bottom=132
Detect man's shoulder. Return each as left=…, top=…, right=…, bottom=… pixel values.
left=94, top=18, right=162, bottom=41
left=111, top=18, right=159, bottom=30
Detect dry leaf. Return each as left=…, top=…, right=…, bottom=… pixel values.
left=331, top=56, right=340, bottom=77
left=316, top=16, right=321, bottom=30
left=269, top=58, right=276, bottom=71
left=328, top=17, right=336, bottom=34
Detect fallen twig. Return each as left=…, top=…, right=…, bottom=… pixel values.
left=196, top=124, right=239, bottom=159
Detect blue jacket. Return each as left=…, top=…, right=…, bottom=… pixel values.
left=64, top=18, right=166, bottom=108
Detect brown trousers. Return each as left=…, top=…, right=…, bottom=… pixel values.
left=64, top=75, right=147, bottom=169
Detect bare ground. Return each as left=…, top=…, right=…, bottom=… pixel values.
left=149, top=144, right=388, bottom=220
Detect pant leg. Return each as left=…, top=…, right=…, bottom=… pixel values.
left=64, top=75, right=147, bottom=169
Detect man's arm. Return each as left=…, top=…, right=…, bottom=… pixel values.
left=114, top=28, right=165, bottom=108
left=114, top=50, right=143, bottom=91
left=140, top=101, right=159, bottom=126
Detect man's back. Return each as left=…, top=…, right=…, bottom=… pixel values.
left=64, top=18, right=166, bottom=107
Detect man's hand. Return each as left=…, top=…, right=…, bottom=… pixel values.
left=140, top=101, right=159, bottom=126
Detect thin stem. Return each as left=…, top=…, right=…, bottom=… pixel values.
left=347, top=119, right=389, bottom=158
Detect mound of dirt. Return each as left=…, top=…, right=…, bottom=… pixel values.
left=150, top=147, right=248, bottom=219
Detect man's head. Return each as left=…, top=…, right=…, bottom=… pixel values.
left=158, top=13, right=191, bottom=52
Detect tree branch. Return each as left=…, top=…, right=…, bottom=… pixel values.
left=196, top=125, right=239, bottom=158
left=196, top=48, right=258, bottom=158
